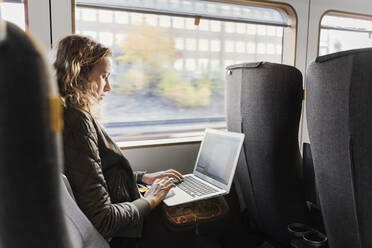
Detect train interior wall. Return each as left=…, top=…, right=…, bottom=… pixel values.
left=24, top=0, right=372, bottom=200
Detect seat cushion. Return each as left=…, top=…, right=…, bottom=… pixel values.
left=61, top=175, right=110, bottom=248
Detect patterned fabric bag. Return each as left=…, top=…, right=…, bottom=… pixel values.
left=161, top=197, right=229, bottom=231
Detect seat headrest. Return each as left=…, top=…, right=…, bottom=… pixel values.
left=226, top=62, right=263, bottom=70
left=315, top=47, right=372, bottom=63
left=225, top=62, right=301, bottom=74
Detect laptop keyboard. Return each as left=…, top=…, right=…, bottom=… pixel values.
left=177, top=176, right=219, bottom=198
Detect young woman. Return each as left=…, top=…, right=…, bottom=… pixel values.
left=54, top=35, right=183, bottom=247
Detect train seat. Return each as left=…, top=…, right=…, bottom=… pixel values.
left=0, top=21, right=72, bottom=248
left=225, top=62, right=309, bottom=245
left=307, top=47, right=372, bottom=248
left=61, top=175, right=109, bottom=248
left=0, top=21, right=108, bottom=248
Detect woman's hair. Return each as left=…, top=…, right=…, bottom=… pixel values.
left=54, top=35, right=112, bottom=112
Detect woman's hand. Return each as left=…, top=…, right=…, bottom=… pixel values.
left=143, top=177, right=175, bottom=209
left=142, top=169, right=183, bottom=185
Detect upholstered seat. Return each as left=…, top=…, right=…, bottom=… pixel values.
left=0, top=22, right=108, bottom=248
left=307, top=47, right=372, bottom=248
left=226, top=62, right=308, bottom=244
left=61, top=175, right=110, bottom=248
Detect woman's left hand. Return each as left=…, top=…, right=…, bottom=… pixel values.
left=142, top=169, right=183, bottom=185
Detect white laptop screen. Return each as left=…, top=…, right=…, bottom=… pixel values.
left=195, top=131, right=241, bottom=185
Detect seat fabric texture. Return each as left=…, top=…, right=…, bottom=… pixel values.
left=307, top=47, right=372, bottom=248
left=226, top=62, right=308, bottom=244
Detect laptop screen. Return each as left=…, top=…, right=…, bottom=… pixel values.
left=195, top=131, right=242, bottom=185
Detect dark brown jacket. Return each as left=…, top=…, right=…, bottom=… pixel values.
left=62, top=107, right=150, bottom=239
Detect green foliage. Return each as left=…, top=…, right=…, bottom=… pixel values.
left=114, top=68, right=147, bottom=94
left=209, top=74, right=224, bottom=95
left=157, top=72, right=211, bottom=107
left=112, top=24, right=223, bottom=107
left=198, top=73, right=224, bottom=95
left=116, top=25, right=176, bottom=90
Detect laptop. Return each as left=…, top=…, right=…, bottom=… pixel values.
left=163, top=128, right=245, bottom=206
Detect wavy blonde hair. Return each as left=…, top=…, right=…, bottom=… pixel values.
left=54, top=35, right=112, bottom=112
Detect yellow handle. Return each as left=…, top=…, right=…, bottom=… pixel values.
left=49, top=95, right=64, bottom=132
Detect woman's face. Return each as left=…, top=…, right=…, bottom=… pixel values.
left=86, top=56, right=112, bottom=101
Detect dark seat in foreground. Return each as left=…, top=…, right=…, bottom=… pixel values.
left=307, top=47, right=372, bottom=248
left=226, top=62, right=308, bottom=245
left=0, top=22, right=108, bottom=248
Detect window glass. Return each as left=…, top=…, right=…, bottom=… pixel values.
left=77, top=0, right=287, bottom=25
left=319, top=13, right=372, bottom=56
left=267, top=44, right=275, bottom=54
left=130, top=12, right=143, bottom=25
left=174, top=37, right=184, bottom=50
left=81, top=8, right=97, bottom=21
left=185, top=37, right=196, bottom=50
left=210, top=20, right=220, bottom=32
left=257, top=43, right=266, bottom=54
left=0, top=2, right=26, bottom=31
left=82, top=30, right=97, bottom=39
left=174, top=59, right=183, bottom=71
left=75, top=1, right=288, bottom=141
left=145, top=14, right=157, bottom=26
left=225, top=22, right=235, bottom=33
left=257, top=25, right=266, bottom=35
left=159, top=15, right=171, bottom=27
left=236, top=23, right=246, bottom=34
left=210, top=40, right=220, bottom=52
left=115, top=33, right=125, bottom=46
left=199, top=19, right=209, bottom=31
left=199, top=58, right=209, bottom=70
left=199, top=39, right=209, bottom=51
left=247, top=24, right=256, bottom=35
left=99, top=32, right=113, bottom=46
left=225, top=40, right=234, bottom=53
left=185, top=18, right=197, bottom=30
left=99, top=10, right=113, bottom=23
left=115, top=11, right=128, bottom=24
left=172, top=16, right=184, bottom=29
left=247, top=42, right=255, bottom=53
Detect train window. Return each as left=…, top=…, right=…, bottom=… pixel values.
left=319, top=12, right=372, bottom=56
left=0, top=0, right=27, bottom=31
left=74, top=0, right=296, bottom=142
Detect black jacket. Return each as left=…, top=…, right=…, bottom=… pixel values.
left=62, top=107, right=150, bottom=239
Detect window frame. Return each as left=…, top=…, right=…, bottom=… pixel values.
left=1, top=0, right=29, bottom=32
left=72, top=0, right=297, bottom=64
left=318, top=10, right=372, bottom=56
left=71, top=0, right=297, bottom=145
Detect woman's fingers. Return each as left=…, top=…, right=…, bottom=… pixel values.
left=159, top=177, right=175, bottom=188
left=164, top=177, right=175, bottom=188
left=144, top=177, right=177, bottom=208
left=153, top=178, right=161, bottom=184
left=164, top=169, right=183, bottom=181
left=151, top=177, right=174, bottom=192
left=156, top=177, right=175, bottom=198
left=152, top=178, right=161, bottom=190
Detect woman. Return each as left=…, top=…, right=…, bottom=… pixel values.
left=54, top=35, right=183, bottom=247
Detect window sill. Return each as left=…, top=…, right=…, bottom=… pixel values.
left=117, top=136, right=203, bottom=149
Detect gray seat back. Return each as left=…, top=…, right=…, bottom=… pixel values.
left=61, top=175, right=110, bottom=248
left=306, top=47, right=372, bottom=248
left=226, top=62, right=308, bottom=244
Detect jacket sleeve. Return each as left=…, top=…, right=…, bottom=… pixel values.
left=63, top=114, right=150, bottom=239
left=133, top=171, right=147, bottom=184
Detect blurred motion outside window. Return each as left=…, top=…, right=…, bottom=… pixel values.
left=75, top=0, right=288, bottom=142
left=0, top=1, right=26, bottom=31
left=319, top=13, right=372, bottom=56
